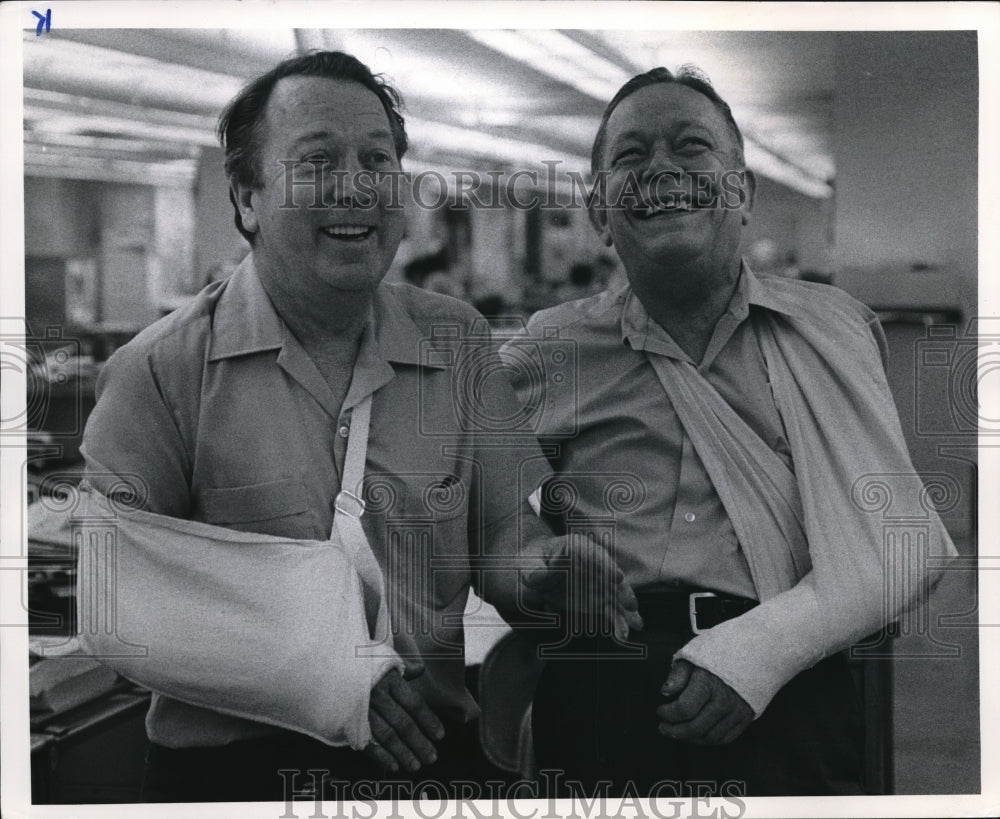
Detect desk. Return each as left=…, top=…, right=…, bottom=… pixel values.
left=31, top=687, right=150, bottom=804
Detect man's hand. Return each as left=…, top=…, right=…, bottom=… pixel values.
left=364, top=669, right=445, bottom=773
left=520, top=534, right=643, bottom=641
left=656, top=659, right=754, bottom=745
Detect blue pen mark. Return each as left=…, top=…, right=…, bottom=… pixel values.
left=33, top=9, right=51, bottom=36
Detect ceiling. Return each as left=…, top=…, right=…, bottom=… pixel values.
left=22, top=28, right=835, bottom=197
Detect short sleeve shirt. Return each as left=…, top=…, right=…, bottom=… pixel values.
left=505, top=269, right=797, bottom=600
left=82, top=256, right=549, bottom=746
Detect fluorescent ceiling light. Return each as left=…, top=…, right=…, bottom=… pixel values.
left=517, top=31, right=631, bottom=86
left=23, top=36, right=242, bottom=112
left=323, top=31, right=519, bottom=105
left=455, top=110, right=522, bottom=128
left=743, top=138, right=832, bottom=199
left=407, top=115, right=588, bottom=173
left=468, top=30, right=626, bottom=101
left=24, top=152, right=197, bottom=187
left=27, top=114, right=218, bottom=147
left=24, top=88, right=220, bottom=134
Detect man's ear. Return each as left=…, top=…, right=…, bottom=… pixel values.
left=587, top=199, right=613, bottom=247
left=231, top=178, right=259, bottom=236
left=740, top=168, right=757, bottom=226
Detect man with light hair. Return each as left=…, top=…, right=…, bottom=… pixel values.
left=503, top=66, right=956, bottom=796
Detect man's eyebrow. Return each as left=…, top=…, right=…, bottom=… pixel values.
left=609, top=129, right=646, bottom=146
left=363, top=129, right=397, bottom=147
left=610, top=121, right=715, bottom=145
left=289, top=129, right=396, bottom=151
left=289, top=131, right=332, bottom=151
left=673, top=120, right=716, bottom=135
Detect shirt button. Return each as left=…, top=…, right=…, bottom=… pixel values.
left=338, top=424, right=350, bottom=438
left=684, top=512, right=696, bottom=523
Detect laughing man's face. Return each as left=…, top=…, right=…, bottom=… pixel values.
left=591, top=82, right=753, bottom=287
left=234, top=76, right=406, bottom=301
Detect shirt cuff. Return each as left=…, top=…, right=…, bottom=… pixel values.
left=672, top=588, right=828, bottom=716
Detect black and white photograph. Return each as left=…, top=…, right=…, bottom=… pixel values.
left=1, top=2, right=997, bottom=818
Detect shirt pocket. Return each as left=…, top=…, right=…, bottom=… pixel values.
left=199, top=478, right=319, bottom=539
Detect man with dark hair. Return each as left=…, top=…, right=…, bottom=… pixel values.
left=217, top=51, right=409, bottom=243
left=502, top=66, right=956, bottom=796
left=78, top=50, right=615, bottom=803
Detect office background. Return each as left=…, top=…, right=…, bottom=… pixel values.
left=15, top=25, right=981, bottom=802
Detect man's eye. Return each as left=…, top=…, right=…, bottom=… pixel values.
left=368, top=149, right=395, bottom=166
left=677, top=138, right=711, bottom=152
left=613, top=147, right=644, bottom=165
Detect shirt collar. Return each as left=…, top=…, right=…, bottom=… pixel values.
left=620, top=261, right=754, bottom=360
left=208, top=255, right=284, bottom=361
left=620, top=259, right=824, bottom=350
left=208, top=255, right=444, bottom=370
left=741, top=263, right=818, bottom=321
left=371, top=285, right=446, bottom=369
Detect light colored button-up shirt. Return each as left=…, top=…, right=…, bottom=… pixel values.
left=507, top=269, right=817, bottom=599
left=82, top=256, right=548, bottom=747
left=506, top=266, right=954, bottom=717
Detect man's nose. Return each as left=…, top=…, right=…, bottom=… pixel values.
left=642, top=145, right=684, bottom=180
left=641, top=146, right=686, bottom=205
left=326, top=153, right=367, bottom=204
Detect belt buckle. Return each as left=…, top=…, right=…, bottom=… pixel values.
left=334, top=490, right=366, bottom=518
left=689, top=591, right=718, bottom=634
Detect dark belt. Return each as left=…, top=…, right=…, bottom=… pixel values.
left=636, top=589, right=758, bottom=635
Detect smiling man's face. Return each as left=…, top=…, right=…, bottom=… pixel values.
left=234, top=75, right=406, bottom=300
left=591, top=82, right=753, bottom=289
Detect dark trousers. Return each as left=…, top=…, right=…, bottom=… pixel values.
left=140, top=719, right=485, bottom=803
left=532, top=622, right=864, bottom=797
